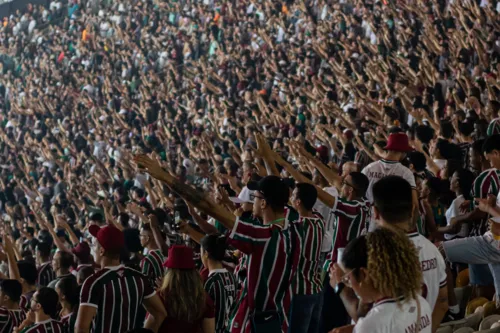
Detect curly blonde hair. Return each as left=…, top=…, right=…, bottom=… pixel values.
left=366, top=228, right=422, bottom=302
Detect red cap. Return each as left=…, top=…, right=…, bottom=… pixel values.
left=316, top=145, right=328, bottom=159
left=89, top=225, right=124, bottom=252
left=163, top=245, right=195, bottom=270
left=384, top=132, right=413, bottom=152
left=72, top=242, right=91, bottom=260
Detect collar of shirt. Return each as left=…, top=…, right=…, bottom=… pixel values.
left=209, top=268, right=228, bottom=276
left=104, top=264, right=124, bottom=270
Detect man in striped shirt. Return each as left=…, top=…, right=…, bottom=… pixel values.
left=17, top=261, right=37, bottom=312
left=0, top=279, right=25, bottom=333
left=35, top=242, right=56, bottom=287
left=18, top=287, right=64, bottom=333
left=75, top=224, right=167, bottom=333
left=288, top=183, right=324, bottom=333
left=134, top=156, right=301, bottom=333
left=139, top=224, right=165, bottom=288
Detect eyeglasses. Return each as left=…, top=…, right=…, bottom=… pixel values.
left=342, top=180, right=358, bottom=190
left=341, top=269, right=355, bottom=287
left=249, top=193, right=265, bottom=201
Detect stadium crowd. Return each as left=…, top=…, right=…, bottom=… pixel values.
left=0, top=0, right=497, bottom=332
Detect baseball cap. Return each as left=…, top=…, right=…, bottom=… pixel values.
left=72, top=242, right=91, bottom=261
left=229, top=186, right=254, bottom=204
left=247, top=176, right=289, bottom=208
left=89, top=225, right=124, bottom=252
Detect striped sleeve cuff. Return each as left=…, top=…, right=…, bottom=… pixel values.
left=144, top=290, right=156, bottom=300
left=439, top=278, right=447, bottom=288
left=80, top=303, right=98, bottom=308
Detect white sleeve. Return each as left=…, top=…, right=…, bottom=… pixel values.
left=437, top=250, right=447, bottom=288
left=361, top=165, right=369, bottom=176
left=354, top=315, right=386, bottom=333
left=403, top=168, right=416, bottom=188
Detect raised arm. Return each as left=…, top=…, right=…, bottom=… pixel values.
left=134, top=155, right=236, bottom=229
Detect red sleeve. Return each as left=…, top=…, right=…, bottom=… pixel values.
left=204, top=294, right=215, bottom=319
left=227, top=217, right=273, bottom=254
left=334, top=199, right=362, bottom=218
left=200, top=267, right=209, bottom=283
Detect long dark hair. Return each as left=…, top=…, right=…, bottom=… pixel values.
left=56, top=277, right=80, bottom=313
left=455, top=169, right=474, bottom=200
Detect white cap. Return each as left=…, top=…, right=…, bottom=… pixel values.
left=229, top=187, right=254, bottom=204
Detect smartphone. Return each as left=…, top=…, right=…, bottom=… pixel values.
left=174, top=211, right=181, bottom=224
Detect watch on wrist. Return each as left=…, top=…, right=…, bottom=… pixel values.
left=335, top=282, right=346, bottom=294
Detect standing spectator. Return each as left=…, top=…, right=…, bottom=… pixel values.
left=36, top=242, right=55, bottom=287
left=362, top=133, right=417, bottom=230
left=135, top=155, right=300, bottom=333
left=330, top=228, right=432, bottom=333
left=200, top=234, right=236, bottom=333
left=288, top=183, right=324, bottom=333
left=48, top=251, right=76, bottom=289
left=56, top=277, right=79, bottom=333
left=372, top=176, right=448, bottom=332
left=0, top=279, right=25, bottom=332
left=18, top=287, right=63, bottom=333
left=139, top=224, right=165, bottom=288
left=149, top=245, right=216, bottom=333
left=76, top=225, right=166, bottom=333
left=17, top=261, right=37, bottom=312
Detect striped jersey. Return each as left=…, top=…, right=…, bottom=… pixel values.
left=487, top=118, right=500, bottom=136
left=204, top=268, right=237, bottom=333
left=470, top=168, right=500, bottom=236
left=294, top=214, right=324, bottom=295
left=0, top=307, right=25, bottom=333
left=233, top=253, right=248, bottom=288
left=60, top=312, right=77, bottom=333
left=408, top=231, right=447, bottom=310
left=19, top=319, right=64, bottom=333
left=323, top=197, right=370, bottom=272
left=226, top=209, right=301, bottom=333
left=38, top=262, right=56, bottom=287
left=80, top=265, right=156, bottom=333
left=20, top=290, right=35, bottom=312
left=140, top=249, right=165, bottom=288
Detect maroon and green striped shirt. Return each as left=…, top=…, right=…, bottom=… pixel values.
left=0, top=307, right=25, bottom=333
left=19, top=319, right=64, bottom=333
left=204, top=268, right=237, bottom=333
left=226, top=209, right=301, bottom=333
left=140, top=249, right=165, bottom=288
left=60, top=312, right=77, bottom=333
left=294, top=214, right=325, bottom=295
left=323, top=197, right=371, bottom=272
left=38, top=262, right=56, bottom=287
left=80, top=265, right=155, bottom=333
left=470, top=168, right=500, bottom=236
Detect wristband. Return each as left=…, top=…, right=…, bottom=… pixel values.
left=335, top=282, right=346, bottom=294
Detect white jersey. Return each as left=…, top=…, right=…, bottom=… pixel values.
left=408, top=231, right=447, bottom=311
left=362, top=159, right=416, bottom=203
left=354, top=295, right=432, bottom=333
left=313, top=186, right=339, bottom=252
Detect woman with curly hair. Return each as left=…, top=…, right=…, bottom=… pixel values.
left=334, top=228, right=432, bottom=333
